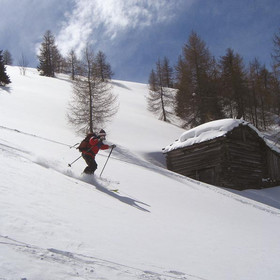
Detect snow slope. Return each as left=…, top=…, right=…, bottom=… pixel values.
left=0, top=66, right=280, bottom=280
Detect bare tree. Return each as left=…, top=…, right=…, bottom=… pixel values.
left=68, top=46, right=118, bottom=134
left=18, top=53, right=29, bottom=75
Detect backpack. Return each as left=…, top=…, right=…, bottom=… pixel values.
left=77, top=133, right=97, bottom=152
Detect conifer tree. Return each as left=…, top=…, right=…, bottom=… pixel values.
left=272, top=28, right=280, bottom=79
left=0, top=50, right=11, bottom=86
left=37, top=30, right=61, bottom=77
left=270, top=72, right=280, bottom=116
left=247, top=59, right=273, bottom=129
left=174, top=55, right=190, bottom=120
left=93, top=51, right=114, bottom=82
left=271, top=28, right=280, bottom=115
left=219, top=48, right=248, bottom=119
left=3, top=50, right=13, bottom=65
left=161, top=57, right=173, bottom=88
left=68, top=46, right=118, bottom=133
left=147, top=59, right=173, bottom=122
left=66, top=49, right=79, bottom=80
left=175, top=31, right=221, bottom=127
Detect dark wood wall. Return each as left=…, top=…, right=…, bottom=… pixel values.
left=265, top=149, right=280, bottom=183
left=165, top=125, right=280, bottom=190
left=166, top=138, right=225, bottom=186
left=223, top=126, right=265, bottom=189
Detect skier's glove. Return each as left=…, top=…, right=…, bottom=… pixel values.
left=111, top=144, right=116, bottom=149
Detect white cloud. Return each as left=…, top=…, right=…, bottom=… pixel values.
left=56, top=0, right=193, bottom=56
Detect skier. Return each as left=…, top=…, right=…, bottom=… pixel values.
left=80, top=129, right=116, bottom=175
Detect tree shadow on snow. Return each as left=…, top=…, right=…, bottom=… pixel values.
left=111, top=81, right=131, bottom=90
left=0, top=85, right=11, bottom=94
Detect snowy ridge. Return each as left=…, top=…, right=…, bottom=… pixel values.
left=1, top=66, right=280, bottom=280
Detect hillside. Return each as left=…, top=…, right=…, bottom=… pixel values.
left=0, top=66, right=280, bottom=280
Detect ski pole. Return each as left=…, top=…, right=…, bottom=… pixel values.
left=68, top=146, right=92, bottom=167
left=100, top=146, right=114, bottom=177
left=70, top=142, right=79, bottom=149
left=68, top=155, right=82, bottom=167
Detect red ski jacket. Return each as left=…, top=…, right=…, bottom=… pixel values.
left=82, top=137, right=110, bottom=158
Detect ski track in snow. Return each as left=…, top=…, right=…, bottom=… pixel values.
left=0, top=235, right=205, bottom=280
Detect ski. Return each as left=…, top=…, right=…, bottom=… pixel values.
left=80, top=173, right=119, bottom=193
left=98, top=176, right=120, bottom=185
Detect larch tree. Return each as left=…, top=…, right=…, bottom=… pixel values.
left=247, top=59, right=273, bottom=129
left=67, top=49, right=79, bottom=80
left=271, top=28, right=280, bottom=115
left=37, top=30, right=61, bottom=77
left=175, top=31, right=221, bottom=127
left=147, top=58, right=173, bottom=122
left=219, top=48, right=248, bottom=119
left=161, top=57, right=174, bottom=88
left=93, top=51, right=114, bottom=82
left=68, top=46, right=118, bottom=134
left=272, top=28, right=280, bottom=79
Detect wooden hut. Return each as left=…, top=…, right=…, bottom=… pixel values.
left=163, top=119, right=280, bottom=190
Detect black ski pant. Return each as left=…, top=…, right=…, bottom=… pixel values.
left=82, top=153, right=98, bottom=174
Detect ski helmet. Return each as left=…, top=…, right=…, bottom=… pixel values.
left=98, top=129, right=106, bottom=138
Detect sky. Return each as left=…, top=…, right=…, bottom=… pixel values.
left=1, top=0, right=280, bottom=83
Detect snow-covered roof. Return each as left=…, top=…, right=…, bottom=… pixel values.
left=163, top=118, right=280, bottom=154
